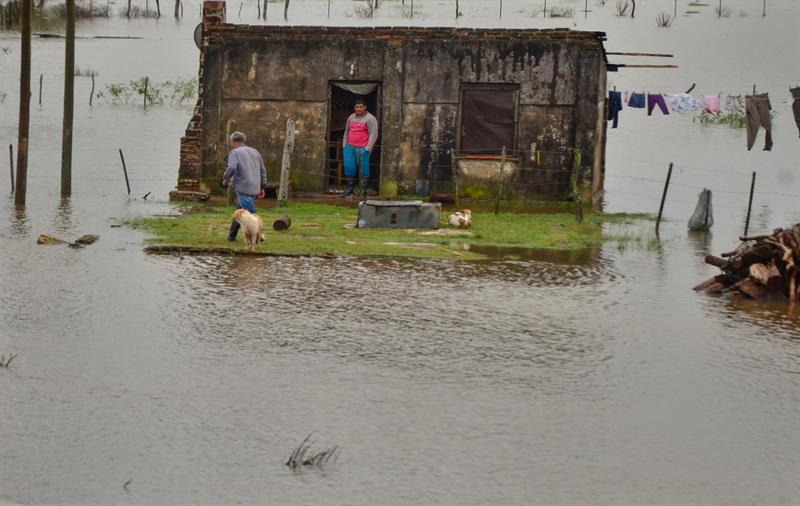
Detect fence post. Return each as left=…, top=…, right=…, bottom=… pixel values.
left=450, top=148, right=460, bottom=210
left=655, top=162, right=673, bottom=235
left=278, top=118, right=295, bottom=207
left=570, top=148, right=583, bottom=222
left=8, top=144, right=14, bottom=193
left=61, top=0, right=75, bottom=198
left=495, top=146, right=506, bottom=215
left=143, top=76, right=148, bottom=109
left=38, top=73, right=42, bottom=105
left=118, top=148, right=131, bottom=196
left=14, top=0, right=31, bottom=207
left=744, top=171, right=756, bottom=236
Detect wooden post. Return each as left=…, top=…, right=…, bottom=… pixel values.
left=570, top=148, right=583, bottom=223
left=61, top=0, right=75, bottom=198
left=717, top=0, right=721, bottom=16
left=674, top=0, right=677, bottom=17
left=174, top=0, right=179, bottom=18
left=495, top=146, right=506, bottom=215
left=450, top=148, right=460, bottom=210
left=15, top=0, right=31, bottom=207
left=410, top=0, right=413, bottom=19
left=283, top=0, right=289, bottom=20
left=155, top=0, right=160, bottom=16
left=127, top=0, right=131, bottom=17
left=630, top=0, right=635, bottom=18
left=8, top=144, right=14, bottom=193
left=118, top=148, right=131, bottom=196
left=327, top=0, right=330, bottom=18
left=498, top=0, right=502, bottom=19
left=744, top=171, right=756, bottom=236
left=143, top=76, right=148, bottom=108
left=256, top=0, right=260, bottom=19
left=455, top=0, right=458, bottom=19
left=89, top=73, right=95, bottom=106
left=225, top=119, right=236, bottom=206
left=38, top=73, right=42, bottom=105
left=278, top=118, right=296, bottom=207
left=762, top=0, right=766, bottom=16
left=543, top=0, right=546, bottom=17
left=655, top=162, right=673, bottom=235
left=584, top=0, right=588, bottom=18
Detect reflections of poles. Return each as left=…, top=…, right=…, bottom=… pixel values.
left=630, top=0, right=635, bottom=18
left=655, top=162, right=673, bottom=235
left=38, top=73, right=42, bottom=105
left=118, top=149, right=131, bottom=196
left=8, top=144, right=14, bottom=194
left=143, top=76, right=148, bottom=108
left=61, top=0, right=75, bottom=197
left=283, top=0, right=289, bottom=21
left=155, top=0, right=160, bottom=17
left=744, top=171, right=756, bottom=236
left=89, top=73, right=95, bottom=106
left=15, top=0, right=31, bottom=206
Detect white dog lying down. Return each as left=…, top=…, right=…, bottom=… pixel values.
left=232, top=209, right=265, bottom=251
left=447, top=209, right=472, bottom=229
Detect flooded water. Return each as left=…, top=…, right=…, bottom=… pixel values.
left=1, top=1, right=799, bottom=504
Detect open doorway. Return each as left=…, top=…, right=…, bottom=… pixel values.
left=327, top=82, right=382, bottom=193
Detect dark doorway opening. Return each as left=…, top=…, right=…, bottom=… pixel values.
left=327, top=82, right=382, bottom=192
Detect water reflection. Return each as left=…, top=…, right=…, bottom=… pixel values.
left=7, top=200, right=29, bottom=238
left=52, top=197, right=74, bottom=234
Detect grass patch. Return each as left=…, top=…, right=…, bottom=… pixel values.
left=130, top=202, right=648, bottom=261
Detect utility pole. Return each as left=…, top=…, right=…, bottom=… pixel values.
left=61, top=0, right=75, bottom=197
left=15, top=0, right=31, bottom=206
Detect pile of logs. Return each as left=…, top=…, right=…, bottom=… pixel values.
left=694, top=225, right=800, bottom=302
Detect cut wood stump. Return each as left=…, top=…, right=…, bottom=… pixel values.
left=272, top=215, right=292, bottom=231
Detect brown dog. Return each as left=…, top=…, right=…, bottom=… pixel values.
left=232, top=209, right=265, bottom=251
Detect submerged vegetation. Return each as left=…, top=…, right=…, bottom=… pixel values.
left=131, top=202, right=649, bottom=261
left=97, top=76, right=197, bottom=105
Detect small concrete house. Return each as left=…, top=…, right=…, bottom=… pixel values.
left=177, top=1, right=610, bottom=204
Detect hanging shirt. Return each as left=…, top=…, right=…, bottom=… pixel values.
left=703, top=95, right=721, bottom=115
left=666, top=93, right=702, bottom=113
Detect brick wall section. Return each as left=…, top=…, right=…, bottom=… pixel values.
left=176, top=1, right=226, bottom=194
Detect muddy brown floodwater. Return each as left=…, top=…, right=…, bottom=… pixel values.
left=1, top=1, right=799, bottom=504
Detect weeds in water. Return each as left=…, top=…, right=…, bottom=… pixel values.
left=74, top=65, right=98, bottom=77
left=51, top=1, right=110, bottom=19
left=97, top=76, right=197, bottom=105
left=614, top=0, right=631, bottom=17
left=527, top=6, right=542, bottom=17
left=120, top=5, right=160, bottom=18
left=0, top=354, right=17, bottom=368
left=285, top=433, right=339, bottom=471
left=354, top=0, right=381, bottom=18
left=548, top=5, right=574, bottom=18
left=656, top=12, right=673, bottom=27
left=714, top=5, right=732, bottom=17
left=695, top=110, right=777, bottom=128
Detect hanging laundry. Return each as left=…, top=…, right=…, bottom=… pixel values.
left=745, top=93, right=773, bottom=151
left=703, top=95, right=721, bottom=115
left=666, top=93, right=702, bottom=113
left=628, top=92, right=646, bottom=108
left=608, top=90, right=623, bottom=128
left=791, top=87, right=800, bottom=138
left=647, top=93, right=669, bottom=116
left=724, top=94, right=745, bottom=114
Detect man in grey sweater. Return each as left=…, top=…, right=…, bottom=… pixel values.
left=222, top=131, right=267, bottom=241
left=341, top=99, right=378, bottom=197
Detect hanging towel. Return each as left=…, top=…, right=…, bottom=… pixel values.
left=745, top=93, right=773, bottom=151
left=724, top=94, right=745, bottom=113
left=703, top=95, right=721, bottom=115
left=647, top=94, right=669, bottom=116
left=666, top=93, right=702, bottom=113
left=628, top=92, right=646, bottom=108
left=608, top=91, right=623, bottom=128
left=791, top=87, right=800, bottom=138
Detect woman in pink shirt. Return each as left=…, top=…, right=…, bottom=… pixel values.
left=342, top=99, right=378, bottom=197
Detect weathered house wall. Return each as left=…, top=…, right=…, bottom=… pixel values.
left=177, top=1, right=608, bottom=201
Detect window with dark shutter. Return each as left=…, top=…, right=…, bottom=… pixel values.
left=459, top=84, right=519, bottom=155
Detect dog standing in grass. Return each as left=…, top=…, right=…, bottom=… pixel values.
left=232, top=209, right=265, bottom=251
